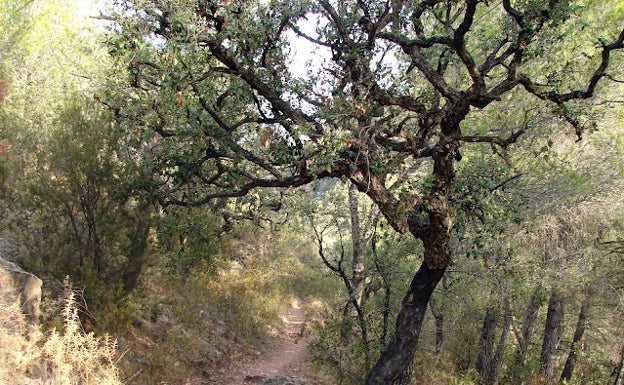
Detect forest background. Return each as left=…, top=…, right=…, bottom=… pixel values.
left=0, top=0, right=624, bottom=384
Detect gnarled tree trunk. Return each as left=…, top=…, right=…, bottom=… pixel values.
left=364, top=262, right=446, bottom=385
left=365, top=124, right=457, bottom=385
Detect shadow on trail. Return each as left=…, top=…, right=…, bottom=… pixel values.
left=213, top=299, right=326, bottom=385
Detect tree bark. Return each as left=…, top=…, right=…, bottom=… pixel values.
left=364, top=262, right=446, bottom=385
left=121, top=194, right=151, bottom=293
left=560, top=287, right=593, bottom=382
left=372, top=231, right=392, bottom=345
left=612, top=343, right=624, bottom=385
left=348, top=182, right=366, bottom=309
left=361, top=96, right=458, bottom=385
left=429, top=300, right=444, bottom=355
left=476, top=306, right=498, bottom=385
left=508, top=284, right=543, bottom=384
left=540, top=286, right=564, bottom=384
left=492, top=301, right=511, bottom=383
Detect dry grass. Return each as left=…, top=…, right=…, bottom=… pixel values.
left=0, top=274, right=123, bottom=385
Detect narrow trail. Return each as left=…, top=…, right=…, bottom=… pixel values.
left=212, top=300, right=325, bottom=385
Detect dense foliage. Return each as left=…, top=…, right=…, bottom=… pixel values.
left=0, top=1, right=623, bottom=384
left=105, top=1, right=623, bottom=383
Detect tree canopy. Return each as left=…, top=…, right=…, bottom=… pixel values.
left=106, top=0, right=624, bottom=383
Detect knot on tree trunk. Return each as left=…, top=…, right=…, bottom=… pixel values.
left=423, top=243, right=451, bottom=269
left=424, top=255, right=450, bottom=270
left=407, top=210, right=430, bottom=241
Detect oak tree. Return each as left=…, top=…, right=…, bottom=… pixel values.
left=108, top=1, right=624, bottom=383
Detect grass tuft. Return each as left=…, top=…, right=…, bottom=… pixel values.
left=0, top=274, right=123, bottom=385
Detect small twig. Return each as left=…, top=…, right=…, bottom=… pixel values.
left=489, top=173, right=524, bottom=193
left=123, top=368, right=143, bottom=384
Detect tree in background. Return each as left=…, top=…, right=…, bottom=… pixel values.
left=0, top=0, right=152, bottom=307
left=105, top=1, right=623, bottom=383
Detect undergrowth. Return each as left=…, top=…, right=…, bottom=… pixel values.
left=0, top=279, right=122, bottom=385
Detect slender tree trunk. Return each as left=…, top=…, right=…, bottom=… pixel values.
left=429, top=300, right=444, bottom=355
left=121, top=152, right=154, bottom=294
left=476, top=300, right=511, bottom=385
left=309, top=208, right=371, bottom=365
left=372, top=229, right=391, bottom=345
left=492, top=300, right=511, bottom=383
left=612, top=343, right=624, bottom=385
left=348, top=182, right=366, bottom=308
left=508, top=284, right=543, bottom=384
left=342, top=182, right=379, bottom=355
left=82, top=200, right=103, bottom=274
left=540, top=286, right=564, bottom=384
left=560, top=287, right=593, bottom=382
left=476, top=306, right=498, bottom=385
left=431, top=274, right=450, bottom=365
left=121, top=194, right=151, bottom=293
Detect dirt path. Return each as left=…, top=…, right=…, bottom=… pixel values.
left=212, top=300, right=324, bottom=385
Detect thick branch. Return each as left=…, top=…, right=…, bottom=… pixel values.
left=351, top=172, right=423, bottom=235
left=519, top=28, right=624, bottom=103
left=453, top=0, right=483, bottom=91
left=370, top=84, right=427, bottom=113
left=206, top=40, right=324, bottom=135
left=162, top=168, right=343, bottom=207
left=319, top=0, right=353, bottom=46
